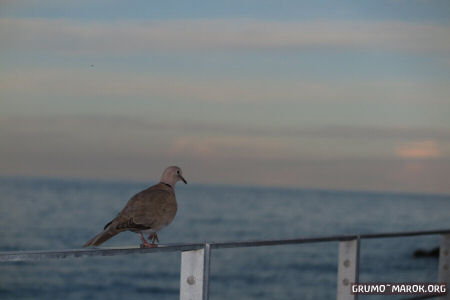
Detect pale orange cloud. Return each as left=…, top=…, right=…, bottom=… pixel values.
left=395, top=140, right=441, bottom=159
left=167, top=136, right=291, bottom=160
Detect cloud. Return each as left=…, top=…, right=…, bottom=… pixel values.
left=167, top=136, right=291, bottom=160
left=3, top=115, right=450, bottom=142
left=2, top=68, right=449, bottom=106
left=1, top=18, right=449, bottom=54
left=1, top=116, right=450, bottom=193
left=395, top=140, right=441, bottom=159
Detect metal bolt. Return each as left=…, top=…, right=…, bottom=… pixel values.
left=343, top=278, right=349, bottom=286
left=187, top=275, right=196, bottom=285
left=343, top=259, right=350, bottom=267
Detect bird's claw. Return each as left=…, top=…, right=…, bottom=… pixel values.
left=140, top=242, right=157, bottom=248
left=139, top=232, right=158, bottom=248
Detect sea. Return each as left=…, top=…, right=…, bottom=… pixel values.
left=0, top=177, right=449, bottom=300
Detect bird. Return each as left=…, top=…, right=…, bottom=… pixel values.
left=83, top=166, right=187, bottom=248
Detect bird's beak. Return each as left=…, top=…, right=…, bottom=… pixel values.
left=179, top=174, right=187, bottom=184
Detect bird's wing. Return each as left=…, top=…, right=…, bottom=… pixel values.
left=108, top=187, right=175, bottom=231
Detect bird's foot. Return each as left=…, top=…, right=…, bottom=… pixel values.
left=139, top=232, right=158, bottom=248
left=148, top=233, right=160, bottom=244
left=140, top=241, right=157, bottom=248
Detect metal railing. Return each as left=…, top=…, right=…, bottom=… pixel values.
left=1, top=229, right=449, bottom=300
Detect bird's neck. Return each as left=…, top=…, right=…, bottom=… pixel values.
left=160, top=182, right=173, bottom=189
left=160, top=172, right=176, bottom=187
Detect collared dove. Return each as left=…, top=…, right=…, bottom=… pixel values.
left=83, top=166, right=187, bottom=248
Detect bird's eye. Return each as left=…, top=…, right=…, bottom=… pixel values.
left=177, top=170, right=180, bottom=174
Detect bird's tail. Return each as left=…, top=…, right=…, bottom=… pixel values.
left=83, top=227, right=120, bottom=247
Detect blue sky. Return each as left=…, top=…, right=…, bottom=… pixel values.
left=1, top=0, right=450, bottom=194
left=2, top=0, right=450, bottom=22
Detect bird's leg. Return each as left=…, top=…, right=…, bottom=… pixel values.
left=148, top=233, right=160, bottom=244
left=139, top=232, right=157, bottom=248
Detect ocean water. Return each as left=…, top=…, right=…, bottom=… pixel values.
left=0, top=177, right=449, bottom=300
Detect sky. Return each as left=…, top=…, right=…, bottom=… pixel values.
left=1, top=0, right=450, bottom=194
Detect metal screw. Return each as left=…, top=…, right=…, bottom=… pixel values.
left=187, top=275, right=196, bottom=285
left=343, top=278, right=349, bottom=286
left=343, top=259, right=350, bottom=267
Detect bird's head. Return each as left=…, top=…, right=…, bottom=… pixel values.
left=160, top=166, right=187, bottom=187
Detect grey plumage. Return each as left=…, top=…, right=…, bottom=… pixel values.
left=83, top=166, right=186, bottom=247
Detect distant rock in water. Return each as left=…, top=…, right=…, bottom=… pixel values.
left=413, top=247, right=439, bottom=258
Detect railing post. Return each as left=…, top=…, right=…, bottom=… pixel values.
left=180, top=245, right=211, bottom=300
left=336, top=238, right=360, bottom=300
left=439, top=234, right=450, bottom=299
left=202, top=243, right=211, bottom=300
